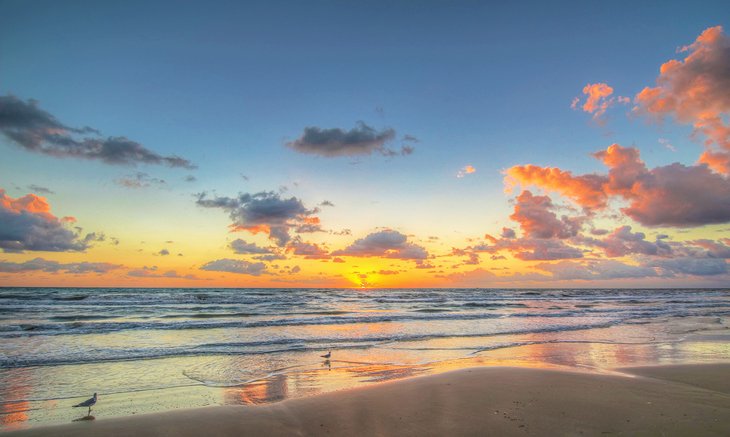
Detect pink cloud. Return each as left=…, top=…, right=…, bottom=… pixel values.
left=506, top=144, right=730, bottom=227
left=510, top=190, right=583, bottom=239
left=634, top=26, right=730, bottom=174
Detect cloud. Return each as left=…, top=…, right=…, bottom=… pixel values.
left=252, top=253, right=287, bottom=261
left=534, top=259, right=657, bottom=280
left=585, top=225, right=672, bottom=257
left=229, top=239, right=273, bottom=254
left=511, top=238, right=584, bottom=261
left=510, top=190, right=583, bottom=239
left=504, top=165, right=608, bottom=210
left=507, top=144, right=730, bottom=227
left=128, top=266, right=200, bottom=279
left=456, top=165, right=476, bottom=178
left=633, top=26, right=730, bottom=174
left=158, top=249, right=170, bottom=256
left=0, top=257, right=122, bottom=274
left=287, top=239, right=330, bottom=259
left=27, top=184, right=54, bottom=195
left=200, top=258, right=267, bottom=276
left=0, top=95, right=195, bottom=169
left=286, top=122, right=410, bottom=157
left=0, top=189, right=90, bottom=252
left=572, top=83, right=627, bottom=122
left=689, top=239, right=730, bottom=258
left=115, top=172, right=166, bottom=189
left=646, top=257, right=728, bottom=276
left=501, top=227, right=516, bottom=238
left=463, top=192, right=586, bottom=261
left=196, top=191, right=319, bottom=246
left=332, top=230, right=429, bottom=260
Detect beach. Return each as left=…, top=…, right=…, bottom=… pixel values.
left=8, top=364, right=730, bottom=436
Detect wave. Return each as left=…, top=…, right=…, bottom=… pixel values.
left=3, top=304, right=730, bottom=338
left=0, top=321, right=624, bottom=368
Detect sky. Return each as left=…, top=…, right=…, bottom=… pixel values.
left=1, top=0, right=730, bottom=288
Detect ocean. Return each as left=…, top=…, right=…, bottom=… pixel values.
left=1, top=287, right=730, bottom=430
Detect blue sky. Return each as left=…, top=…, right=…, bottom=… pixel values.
left=1, top=1, right=730, bottom=287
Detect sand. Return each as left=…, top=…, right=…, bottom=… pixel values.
left=8, top=364, right=730, bottom=436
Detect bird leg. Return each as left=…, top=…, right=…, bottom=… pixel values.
left=88, top=406, right=91, bottom=416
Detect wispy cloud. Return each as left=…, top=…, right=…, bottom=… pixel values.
left=200, top=258, right=268, bottom=276
left=456, top=165, right=476, bottom=178
left=0, top=257, right=122, bottom=274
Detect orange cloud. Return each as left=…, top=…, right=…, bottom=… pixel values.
left=582, top=83, right=613, bottom=114
left=504, top=164, right=607, bottom=209
left=505, top=144, right=730, bottom=227
left=456, top=165, right=476, bottom=178
left=572, top=83, right=628, bottom=122
left=0, top=191, right=53, bottom=218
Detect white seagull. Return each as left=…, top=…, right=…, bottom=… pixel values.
left=73, top=393, right=97, bottom=416
left=320, top=351, right=331, bottom=359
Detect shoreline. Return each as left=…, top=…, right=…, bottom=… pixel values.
left=7, top=363, right=730, bottom=436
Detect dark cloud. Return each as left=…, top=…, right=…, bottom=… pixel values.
left=0, top=95, right=195, bottom=169
left=500, top=227, right=516, bottom=239
left=690, top=239, right=730, bottom=258
left=196, top=191, right=319, bottom=246
left=647, top=257, right=728, bottom=276
left=583, top=225, right=673, bottom=257
left=286, top=122, right=411, bottom=158
left=534, top=259, right=657, bottom=280
left=333, top=230, right=428, bottom=260
left=158, top=249, right=170, bottom=256
left=287, top=239, right=330, bottom=259
left=200, top=258, right=267, bottom=276
left=184, top=175, right=197, bottom=182
left=115, top=172, right=166, bottom=189
left=0, top=257, right=122, bottom=274
left=229, top=239, right=273, bottom=254
left=0, top=189, right=90, bottom=252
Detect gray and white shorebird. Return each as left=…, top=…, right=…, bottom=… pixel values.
left=73, top=393, right=97, bottom=416
left=320, top=351, right=331, bottom=359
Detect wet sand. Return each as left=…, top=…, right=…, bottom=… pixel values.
left=8, top=364, right=730, bottom=436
